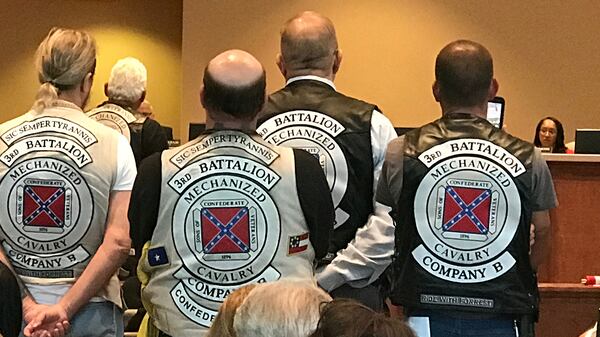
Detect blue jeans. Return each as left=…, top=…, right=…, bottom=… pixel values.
left=69, top=302, right=123, bottom=337
left=408, top=313, right=518, bottom=337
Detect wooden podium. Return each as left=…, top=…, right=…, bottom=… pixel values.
left=536, top=154, right=600, bottom=337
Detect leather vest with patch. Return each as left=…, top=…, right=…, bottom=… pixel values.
left=389, top=113, right=538, bottom=316
left=141, top=130, right=315, bottom=336
left=258, top=80, right=374, bottom=253
left=0, top=101, right=122, bottom=306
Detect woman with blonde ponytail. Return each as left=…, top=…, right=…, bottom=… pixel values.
left=0, top=27, right=137, bottom=337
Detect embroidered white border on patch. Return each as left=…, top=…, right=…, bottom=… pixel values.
left=258, top=110, right=349, bottom=228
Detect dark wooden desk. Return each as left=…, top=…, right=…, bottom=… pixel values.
left=536, top=155, right=600, bottom=337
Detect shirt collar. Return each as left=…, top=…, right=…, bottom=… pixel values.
left=286, top=75, right=336, bottom=91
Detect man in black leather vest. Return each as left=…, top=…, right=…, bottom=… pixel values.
left=257, top=11, right=397, bottom=310
left=380, top=40, right=557, bottom=336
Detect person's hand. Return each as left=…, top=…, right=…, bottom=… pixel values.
left=30, top=321, right=70, bottom=337
left=22, top=297, right=48, bottom=326
left=23, top=304, right=70, bottom=337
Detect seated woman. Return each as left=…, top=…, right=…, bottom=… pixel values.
left=534, top=117, right=573, bottom=153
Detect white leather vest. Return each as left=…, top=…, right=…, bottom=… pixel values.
left=141, top=130, right=315, bottom=336
left=0, top=100, right=122, bottom=305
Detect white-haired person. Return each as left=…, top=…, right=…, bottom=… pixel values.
left=87, top=57, right=168, bottom=166
left=233, top=281, right=332, bottom=337
left=0, top=28, right=136, bottom=337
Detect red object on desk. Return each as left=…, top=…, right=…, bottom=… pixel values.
left=581, top=276, right=600, bottom=286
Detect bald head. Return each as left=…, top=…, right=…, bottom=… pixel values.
left=138, top=100, right=154, bottom=118
left=435, top=40, right=494, bottom=108
left=202, top=49, right=266, bottom=119
left=279, top=11, right=339, bottom=77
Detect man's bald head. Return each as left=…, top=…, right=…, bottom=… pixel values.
left=202, top=49, right=266, bottom=119
left=279, top=11, right=339, bottom=77
left=435, top=40, right=494, bottom=108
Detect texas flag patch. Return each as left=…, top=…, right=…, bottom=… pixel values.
left=288, top=233, right=309, bottom=255
left=148, top=246, right=169, bottom=267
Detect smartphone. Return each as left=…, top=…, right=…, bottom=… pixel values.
left=487, top=96, right=505, bottom=129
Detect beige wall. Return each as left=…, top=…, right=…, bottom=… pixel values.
left=182, top=0, right=600, bottom=142
left=0, top=0, right=182, bottom=137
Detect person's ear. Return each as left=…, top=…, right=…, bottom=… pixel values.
left=134, top=91, right=146, bottom=110
left=200, top=85, right=206, bottom=109
left=333, top=49, right=343, bottom=75
left=82, top=72, right=93, bottom=95
left=432, top=81, right=441, bottom=102
left=488, top=78, right=499, bottom=100
left=276, top=53, right=286, bottom=78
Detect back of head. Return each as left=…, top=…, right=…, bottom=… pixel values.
left=360, top=315, right=416, bottom=337
left=206, top=284, right=258, bottom=337
left=309, top=299, right=416, bottom=337
left=32, top=27, right=96, bottom=113
left=138, top=100, right=154, bottom=118
left=280, top=11, right=338, bottom=75
left=107, top=57, right=147, bottom=105
left=435, top=40, right=493, bottom=108
left=202, top=49, right=266, bottom=120
left=233, top=281, right=332, bottom=337
left=309, top=299, right=375, bottom=337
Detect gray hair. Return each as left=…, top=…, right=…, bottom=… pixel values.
left=32, top=27, right=96, bottom=113
left=233, top=281, right=332, bottom=337
left=107, top=57, right=147, bottom=104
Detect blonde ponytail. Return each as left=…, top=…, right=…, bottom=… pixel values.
left=31, top=82, right=59, bottom=113
left=31, top=27, right=96, bottom=113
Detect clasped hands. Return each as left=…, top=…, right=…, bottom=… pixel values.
left=23, top=298, right=70, bottom=337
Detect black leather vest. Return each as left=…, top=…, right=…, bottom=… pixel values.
left=389, top=113, right=538, bottom=316
left=258, top=80, right=374, bottom=253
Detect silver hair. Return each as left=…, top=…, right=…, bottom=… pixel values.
left=106, top=57, right=147, bottom=104
left=32, top=27, right=96, bottom=113
left=233, top=280, right=332, bottom=337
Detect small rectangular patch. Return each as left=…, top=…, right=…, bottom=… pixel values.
left=148, top=246, right=169, bottom=267
left=288, top=233, right=309, bottom=255
left=15, top=267, right=73, bottom=279
left=420, top=294, right=494, bottom=309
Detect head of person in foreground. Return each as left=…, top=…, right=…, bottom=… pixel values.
left=206, top=284, right=258, bottom=337
left=309, top=298, right=416, bottom=337
left=233, top=281, right=332, bottom=337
